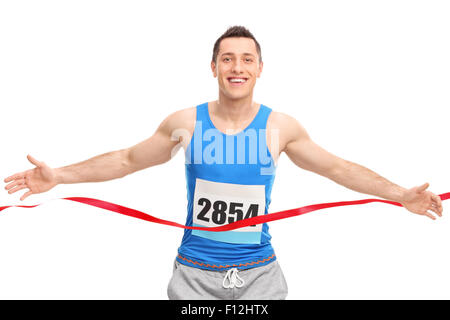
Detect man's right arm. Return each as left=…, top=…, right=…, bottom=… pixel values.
left=4, top=107, right=195, bottom=200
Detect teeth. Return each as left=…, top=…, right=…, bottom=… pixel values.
left=229, top=78, right=246, bottom=83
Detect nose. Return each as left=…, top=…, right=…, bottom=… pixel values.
left=231, top=60, right=243, bottom=74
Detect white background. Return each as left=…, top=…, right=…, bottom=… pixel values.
left=0, top=0, right=449, bottom=299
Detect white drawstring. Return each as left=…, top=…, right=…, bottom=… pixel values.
left=222, top=268, right=245, bottom=289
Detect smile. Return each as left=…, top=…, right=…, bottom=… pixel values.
left=227, top=77, right=248, bottom=87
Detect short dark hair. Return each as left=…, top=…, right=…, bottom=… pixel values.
left=212, top=25, right=262, bottom=64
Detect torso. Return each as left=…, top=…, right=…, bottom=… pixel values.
left=175, top=101, right=290, bottom=166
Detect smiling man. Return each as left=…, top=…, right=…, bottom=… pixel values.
left=3, top=26, right=444, bottom=300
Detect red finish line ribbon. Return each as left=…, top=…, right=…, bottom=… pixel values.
left=1, top=193, right=449, bottom=231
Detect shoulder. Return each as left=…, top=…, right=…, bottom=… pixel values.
left=157, top=106, right=196, bottom=134
left=153, top=105, right=196, bottom=148
left=267, top=110, right=308, bottom=151
left=268, top=111, right=306, bottom=136
left=267, top=110, right=297, bottom=127
left=165, top=105, right=196, bottom=126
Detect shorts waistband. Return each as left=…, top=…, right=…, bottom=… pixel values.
left=176, top=253, right=276, bottom=271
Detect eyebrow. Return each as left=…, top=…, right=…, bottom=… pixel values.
left=220, top=52, right=256, bottom=57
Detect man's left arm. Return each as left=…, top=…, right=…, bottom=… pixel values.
left=281, top=115, right=443, bottom=220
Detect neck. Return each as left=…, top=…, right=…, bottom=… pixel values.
left=213, top=91, right=257, bottom=122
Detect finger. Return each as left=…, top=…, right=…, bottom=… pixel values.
left=436, top=195, right=444, bottom=214
left=20, top=190, right=33, bottom=201
left=417, top=182, right=430, bottom=193
left=429, top=207, right=441, bottom=217
left=5, top=179, right=26, bottom=191
left=431, top=195, right=442, bottom=212
left=8, top=184, right=27, bottom=195
left=431, top=199, right=444, bottom=217
left=4, top=172, right=26, bottom=183
left=424, top=210, right=436, bottom=220
left=27, top=154, right=42, bottom=167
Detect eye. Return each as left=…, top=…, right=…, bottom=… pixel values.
left=245, top=58, right=253, bottom=62
left=223, top=57, right=231, bottom=62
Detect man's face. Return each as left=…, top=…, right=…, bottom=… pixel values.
left=211, top=37, right=263, bottom=101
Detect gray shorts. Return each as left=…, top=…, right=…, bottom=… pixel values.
left=167, top=259, right=288, bottom=300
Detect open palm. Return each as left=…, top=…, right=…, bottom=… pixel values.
left=4, top=155, right=57, bottom=201
left=400, top=183, right=443, bottom=220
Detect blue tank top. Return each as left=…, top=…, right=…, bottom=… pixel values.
left=176, top=102, right=277, bottom=271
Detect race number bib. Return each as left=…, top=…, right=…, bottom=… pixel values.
left=192, top=178, right=266, bottom=244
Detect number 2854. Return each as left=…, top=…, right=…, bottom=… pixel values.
left=196, top=198, right=259, bottom=226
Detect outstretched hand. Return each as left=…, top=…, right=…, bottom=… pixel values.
left=4, top=155, right=58, bottom=201
left=400, top=183, right=443, bottom=220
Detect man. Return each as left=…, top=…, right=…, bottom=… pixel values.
left=3, top=26, right=444, bottom=300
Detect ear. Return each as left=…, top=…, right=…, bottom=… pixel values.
left=211, top=60, right=217, bottom=77
left=257, top=61, right=263, bottom=78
